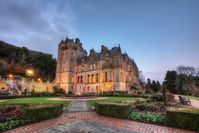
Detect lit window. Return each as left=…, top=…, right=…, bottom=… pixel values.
left=96, top=74, right=99, bottom=82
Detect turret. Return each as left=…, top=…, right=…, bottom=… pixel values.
left=56, top=37, right=86, bottom=93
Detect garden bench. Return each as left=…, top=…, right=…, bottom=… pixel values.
left=178, top=96, right=191, bottom=105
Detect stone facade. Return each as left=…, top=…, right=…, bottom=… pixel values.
left=56, top=38, right=140, bottom=95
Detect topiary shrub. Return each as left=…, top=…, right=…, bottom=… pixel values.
left=95, top=102, right=131, bottom=119
left=22, top=104, right=63, bottom=122
left=166, top=107, right=199, bottom=132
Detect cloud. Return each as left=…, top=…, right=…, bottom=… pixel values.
left=0, top=0, right=76, bottom=58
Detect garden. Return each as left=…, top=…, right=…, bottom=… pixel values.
left=0, top=97, right=70, bottom=132
left=0, top=91, right=199, bottom=132
left=87, top=93, right=199, bottom=132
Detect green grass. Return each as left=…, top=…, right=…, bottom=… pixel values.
left=181, top=95, right=199, bottom=101
left=0, top=97, right=70, bottom=107
left=87, top=97, right=145, bottom=106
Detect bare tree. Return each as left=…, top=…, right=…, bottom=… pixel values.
left=139, top=71, right=145, bottom=86
left=177, top=66, right=196, bottom=76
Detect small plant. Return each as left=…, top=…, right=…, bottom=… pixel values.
left=128, top=112, right=166, bottom=124
left=0, top=118, right=27, bottom=132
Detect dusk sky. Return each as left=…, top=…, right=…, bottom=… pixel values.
left=0, top=0, right=199, bottom=82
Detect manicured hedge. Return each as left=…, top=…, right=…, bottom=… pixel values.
left=166, top=107, right=199, bottom=132
left=95, top=102, right=131, bottom=119
left=99, top=91, right=129, bottom=97
left=0, top=104, right=63, bottom=132
left=0, top=94, right=60, bottom=99
left=22, top=104, right=63, bottom=122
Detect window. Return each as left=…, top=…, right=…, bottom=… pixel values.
left=87, top=75, right=90, bottom=83
left=104, top=72, right=108, bottom=82
left=87, top=86, right=89, bottom=92
left=81, top=76, right=83, bottom=83
left=96, top=74, right=99, bottom=82
left=77, top=76, right=80, bottom=83
left=91, top=74, right=94, bottom=83
left=109, top=71, right=112, bottom=81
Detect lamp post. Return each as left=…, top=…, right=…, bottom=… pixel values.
left=26, top=69, right=34, bottom=80
left=8, top=74, right=13, bottom=79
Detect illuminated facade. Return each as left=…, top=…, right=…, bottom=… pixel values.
left=56, top=38, right=140, bottom=95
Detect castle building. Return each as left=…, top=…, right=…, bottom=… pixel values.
left=56, top=38, right=140, bottom=95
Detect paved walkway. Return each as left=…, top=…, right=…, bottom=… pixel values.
left=66, top=100, right=93, bottom=112
left=5, top=100, right=194, bottom=133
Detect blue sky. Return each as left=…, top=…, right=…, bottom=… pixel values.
left=0, top=0, right=199, bottom=82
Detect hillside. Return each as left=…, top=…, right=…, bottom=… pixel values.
left=0, top=40, right=56, bottom=81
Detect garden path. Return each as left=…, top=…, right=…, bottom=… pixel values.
left=66, top=100, right=93, bottom=112
left=5, top=112, right=193, bottom=133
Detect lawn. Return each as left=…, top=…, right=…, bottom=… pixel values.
left=87, top=96, right=145, bottom=106
left=183, top=95, right=199, bottom=101
left=0, top=97, right=70, bottom=107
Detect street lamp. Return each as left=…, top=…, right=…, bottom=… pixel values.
left=37, top=78, right=42, bottom=82
left=26, top=69, right=34, bottom=77
left=8, top=74, right=13, bottom=78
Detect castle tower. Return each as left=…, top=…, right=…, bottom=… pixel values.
left=56, top=37, right=85, bottom=93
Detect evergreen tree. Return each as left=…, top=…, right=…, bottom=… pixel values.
left=164, top=71, right=178, bottom=93
left=146, top=78, right=152, bottom=88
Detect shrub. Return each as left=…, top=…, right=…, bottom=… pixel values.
left=0, top=118, right=27, bottom=132
left=95, top=102, right=131, bottom=119
left=150, top=93, right=163, bottom=101
left=128, top=112, right=166, bottom=124
left=82, top=92, right=97, bottom=96
left=134, top=101, right=165, bottom=112
left=0, top=93, right=62, bottom=99
left=22, top=104, right=63, bottom=122
left=99, top=91, right=128, bottom=97
left=53, top=85, right=65, bottom=95
left=135, top=103, right=157, bottom=111
left=166, top=107, right=199, bottom=132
